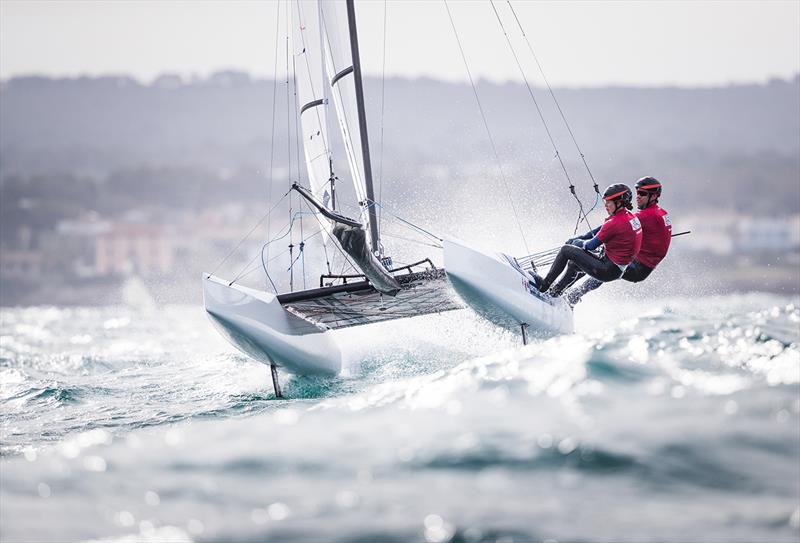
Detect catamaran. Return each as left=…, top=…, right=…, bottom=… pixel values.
left=203, top=0, right=582, bottom=396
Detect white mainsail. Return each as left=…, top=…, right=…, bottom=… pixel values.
left=318, top=0, right=373, bottom=239
left=291, top=0, right=398, bottom=295
left=292, top=0, right=333, bottom=210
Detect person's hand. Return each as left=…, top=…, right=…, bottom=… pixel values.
left=566, top=237, right=579, bottom=245
left=571, top=239, right=585, bottom=249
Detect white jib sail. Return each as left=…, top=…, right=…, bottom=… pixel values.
left=318, top=0, right=372, bottom=239
left=292, top=0, right=334, bottom=211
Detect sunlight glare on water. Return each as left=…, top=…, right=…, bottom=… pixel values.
left=1, top=294, right=798, bottom=542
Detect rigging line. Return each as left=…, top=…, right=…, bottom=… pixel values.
left=507, top=0, right=600, bottom=201
left=268, top=227, right=323, bottom=264
left=233, top=210, right=315, bottom=285
left=332, top=196, right=436, bottom=252
left=285, top=0, right=293, bottom=185
left=287, top=245, right=304, bottom=271
left=289, top=190, right=294, bottom=291
left=318, top=214, right=333, bottom=275
left=489, top=0, right=591, bottom=233
left=381, top=218, right=442, bottom=247
left=305, top=204, right=361, bottom=280
left=517, top=253, right=558, bottom=267
left=264, top=0, right=282, bottom=277
left=285, top=0, right=295, bottom=291
left=372, top=201, right=443, bottom=242
left=267, top=210, right=317, bottom=248
left=334, top=241, right=357, bottom=279
left=234, top=227, right=325, bottom=285
left=377, top=0, right=388, bottom=237
left=231, top=249, right=270, bottom=286
left=573, top=211, right=583, bottom=236
left=443, top=0, right=530, bottom=256
left=335, top=257, right=350, bottom=282
left=260, top=243, right=279, bottom=293
left=210, top=189, right=291, bottom=276
left=291, top=30, right=303, bottom=187
left=518, top=247, right=558, bottom=261
left=300, top=198, right=306, bottom=289
left=381, top=232, right=443, bottom=249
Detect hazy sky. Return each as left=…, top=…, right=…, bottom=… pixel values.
left=1, top=0, right=798, bottom=87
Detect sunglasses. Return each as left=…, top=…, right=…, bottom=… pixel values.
left=636, top=190, right=652, bottom=196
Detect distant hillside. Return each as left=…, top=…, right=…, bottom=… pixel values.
left=1, top=72, right=798, bottom=217
left=1, top=72, right=798, bottom=175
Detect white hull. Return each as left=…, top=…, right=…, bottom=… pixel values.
left=443, top=238, right=574, bottom=337
left=203, top=274, right=341, bottom=376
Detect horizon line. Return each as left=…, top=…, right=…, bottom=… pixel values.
left=2, top=70, right=799, bottom=91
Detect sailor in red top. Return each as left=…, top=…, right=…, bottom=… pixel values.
left=596, top=203, right=643, bottom=267
left=534, top=184, right=643, bottom=297
left=565, top=177, right=672, bottom=304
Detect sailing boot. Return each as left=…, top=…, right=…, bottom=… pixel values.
left=547, top=274, right=574, bottom=298
left=565, top=288, right=583, bottom=307
left=536, top=274, right=551, bottom=294
left=547, top=286, right=564, bottom=298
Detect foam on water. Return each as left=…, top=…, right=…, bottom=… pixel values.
left=1, top=294, right=798, bottom=542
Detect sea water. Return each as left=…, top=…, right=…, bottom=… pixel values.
left=1, top=293, right=798, bottom=542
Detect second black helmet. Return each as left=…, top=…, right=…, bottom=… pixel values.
left=635, top=176, right=662, bottom=196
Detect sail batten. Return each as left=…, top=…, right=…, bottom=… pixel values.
left=300, top=98, right=325, bottom=115
left=331, top=66, right=354, bottom=86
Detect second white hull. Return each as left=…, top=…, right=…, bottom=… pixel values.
left=443, top=238, right=574, bottom=337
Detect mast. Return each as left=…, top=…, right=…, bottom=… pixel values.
left=345, top=0, right=380, bottom=255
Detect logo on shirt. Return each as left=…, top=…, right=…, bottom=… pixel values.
left=630, top=217, right=642, bottom=232
left=663, top=214, right=672, bottom=228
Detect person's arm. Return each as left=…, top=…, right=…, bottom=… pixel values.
left=584, top=236, right=602, bottom=250
left=575, top=222, right=609, bottom=250
left=582, top=226, right=601, bottom=240
left=571, top=235, right=602, bottom=250
left=568, top=226, right=601, bottom=245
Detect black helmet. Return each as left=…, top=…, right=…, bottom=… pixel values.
left=635, top=176, right=662, bottom=196
left=603, top=183, right=633, bottom=210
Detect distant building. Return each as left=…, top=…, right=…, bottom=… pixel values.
left=44, top=218, right=110, bottom=278
left=0, top=249, right=43, bottom=280
left=737, top=215, right=800, bottom=253
left=46, top=217, right=174, bottom=278
left=680, top=212, right=800, bottom=256
left=0, top=227, right=43, bottom=279
left=681, top=212, right=737, bottom=255
left=95, top=223, right=173, bottom=276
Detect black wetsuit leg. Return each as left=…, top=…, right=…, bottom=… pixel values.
left=555, top=262, right=586, bottom=293
left=567, top=260, right=654, bottom=303
left=539, top=244, right=623, bottom=296
left=567, top=276, right=603, bottom=304
left=621, top=261, right=653, bottom=283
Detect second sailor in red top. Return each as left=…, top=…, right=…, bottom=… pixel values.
left=565, top=177, right=672, bottom=304
left=534, top=184, right=643, bottom=297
